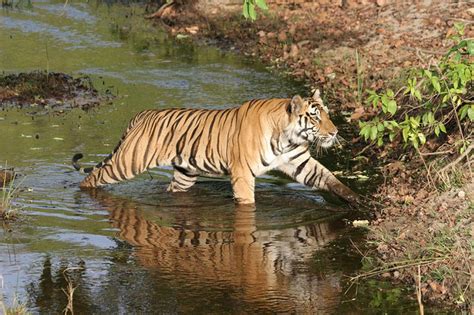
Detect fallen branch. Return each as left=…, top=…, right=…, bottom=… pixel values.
left=437, top=144, right=473, bottom=176
left=349, top=256, right=450, bottom=282
left=146, top=0, right=175, bottom=19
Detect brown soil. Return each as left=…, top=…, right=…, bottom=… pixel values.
left=150, top=1, right=473, bottom=110
left=146, top=0, right=474, bottom=309
left=0, top=71, right=112, bottom=113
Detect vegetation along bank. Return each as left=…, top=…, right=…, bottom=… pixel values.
left=145, top=0, right=473, bottom=310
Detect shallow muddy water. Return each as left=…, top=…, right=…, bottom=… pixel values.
left=0, top=1, right=424, bottom=313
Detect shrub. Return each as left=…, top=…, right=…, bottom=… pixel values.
left=359, top=23, right=473, bottom=154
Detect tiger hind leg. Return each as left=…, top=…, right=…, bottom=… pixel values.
left=167, top=167, right=198, bottom=192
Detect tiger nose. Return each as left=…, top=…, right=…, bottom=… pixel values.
left=329, top=131, right=338, bottom=137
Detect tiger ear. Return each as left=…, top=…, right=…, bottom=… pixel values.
left=288, top=95, right=304, bottom=115
left=312, top=89, right=321, bottom=100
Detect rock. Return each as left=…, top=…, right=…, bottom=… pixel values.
left=376, top=0, right=388, bottom=7
left=257, top=30, right=266, bottom=37
left=458, top=190, right=466, bottom=199
left=467, top=8, right=474, bottom=17
left=393, top=271, right=400, bottom=279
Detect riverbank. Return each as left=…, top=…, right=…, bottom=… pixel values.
left=0, top=71, right=112, bottom=113
left=146, top=0, right=473, bottom=310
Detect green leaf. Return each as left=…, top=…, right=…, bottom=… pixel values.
left=377, top=122, right=385, bottom=132
left=418, top=133, right=426, bottom=145
left=359, top=125, right=370, bottom=140
left=434, top=125, right=440, bottom=137
left=386, top=89, right=394, bottom=98
left=467, top=40, right=474, bottom=55
left=442, top=94, right=449, bottom=103
left=414, top=89, right=422, bottom=101
left=428, top=112, right=435, bottom=124
left=423, top=70, right=432, bottom=79
left=255, top=0, right=268, bottom=10
left=402, top=127, right=409, bottom=143
left=468, top=107, right=474, bottom=121
left=411, top=135, right=419, bottom=148
left=439, top=122, right=446, bottom=133
left=389, top=132, right=396, bottom=142
left=248, top=3, right=257, bottom=20
left=410, top=116, right=420, bottom=129
left=387, top=100, right=397, bottom=115
left=431, top=77, right=441, bottom=93
left=377, top=137, right=384, bottom=146
left=370, top=126, right=378, bottom=141
left=242, top=1, right=250, bottom=18
left=381, top=94, right=389, bottom=113
left=459, top=105, right=469, bottom=120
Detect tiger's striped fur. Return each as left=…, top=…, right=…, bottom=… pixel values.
left=72, top=90, right=358, bottom=204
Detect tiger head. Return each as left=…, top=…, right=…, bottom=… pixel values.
left=286, top=89, right=338, bottom=148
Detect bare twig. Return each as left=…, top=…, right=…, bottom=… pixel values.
left=420, top=149, right=453, bottom=156
left=62, top=267, right=82, bottom=315
left=416, top=265, right=424, bottom=315
left=416, top=148, right=437, bottom=192
left=401, top=46, right=445, bottom=56
left=437, top=144, right=473, bottom=175
left=349, top=256, right=449, bottom=282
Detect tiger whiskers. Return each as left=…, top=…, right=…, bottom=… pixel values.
left=310, top=138, right=325, bottom=157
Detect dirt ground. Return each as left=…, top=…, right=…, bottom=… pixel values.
left=0, top=71, right=112, bottom=113
left=146, top=0, right=473, bottom=309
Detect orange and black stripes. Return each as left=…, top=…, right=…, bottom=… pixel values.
left=73, top=93, right=359, bottom=205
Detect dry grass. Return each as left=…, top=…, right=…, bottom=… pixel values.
left=1, top=169, right=23, bottom=221
left=356, top=165, right=473, bottom=310
left=62, top=267, right=81, bottom=315
left=0, top=274, right=30, bottom=315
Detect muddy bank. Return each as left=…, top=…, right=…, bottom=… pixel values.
left=145, top=0, right=473, bottom=309
left=0, top=71, right=113, bottom=113
left=148, top=1, right=473, bottom=110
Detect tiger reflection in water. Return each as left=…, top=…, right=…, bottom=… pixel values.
left=89, top=189, right=346, bottom=313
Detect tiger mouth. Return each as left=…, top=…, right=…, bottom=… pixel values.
left=320, top=135, right=337, bottom=148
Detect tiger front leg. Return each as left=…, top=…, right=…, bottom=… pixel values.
left=278, top=153, right=359, bottom=204
left=167, top=167, right=198, bottom=192
left=230, top=170, right=255, bottom=204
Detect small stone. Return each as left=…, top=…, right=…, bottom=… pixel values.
left=467, top=8, right=474, bottom=17
left=393, top=271, right=400, bottom=278
left=458, top=190, right=466, bottom=199
left=376, top=0, right=388, bottom=6
left=257, top=30, right=266, bottom=37
left=382, top=272, right=391, bottom=278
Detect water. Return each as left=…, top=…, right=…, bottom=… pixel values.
left=0, top=1, right=422, bottom=313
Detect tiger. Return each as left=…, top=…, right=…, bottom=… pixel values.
left=72, top=90, right=359, bottom=204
